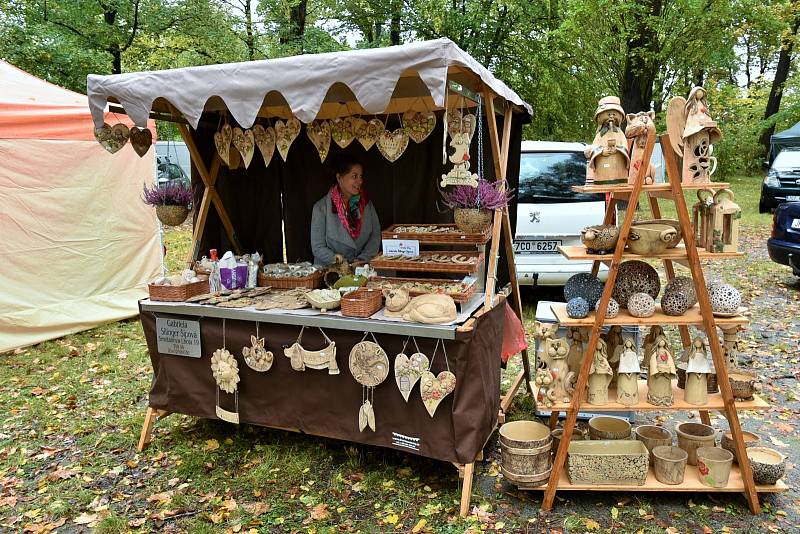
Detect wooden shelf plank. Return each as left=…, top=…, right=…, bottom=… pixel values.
left=558, top=245, right=743, bottom=261
left=546, top=379, right=769, bottom=412
left=572, top=182, right=730, bottom=194
left=516, top=463, right=787, bottom=493
left=551, top=303, right=749, bottom=327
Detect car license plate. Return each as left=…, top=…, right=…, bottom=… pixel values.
left=513, top=239, right=561, bottom=254
left=792, top=218, right=800, bottom=229
left=787, top=195, right=800, bottom=201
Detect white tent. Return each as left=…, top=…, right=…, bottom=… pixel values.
left=0, top=61, right=161, bottom=352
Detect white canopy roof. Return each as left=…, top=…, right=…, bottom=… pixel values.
left=87, top=39, right=531, bottom=130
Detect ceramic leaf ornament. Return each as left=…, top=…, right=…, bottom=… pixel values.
left=275, top=117, right=301, bottom=161
left=377, top=128, right=409, bottom=162
left=214, top=123, right=233, bottom=166
left=353, top=117, right=385, bottom=150
left=403, top=110, right=437, bottom=143
left=307, top=120, right=332, bottom=162
left=252, top=124, right=276, bottom=168
left=419, top=340, right=456, bottom=417
left=232, top=127, right=255, bottom=168
left=129, top=126, right=153, bottom=157
left=331, top=117, right=357, bottom=148
left=394, top=337, right=429, bottom=402
left=349, top=333, right=389, bottom=432
left=94, top=123, right=129, bottom=154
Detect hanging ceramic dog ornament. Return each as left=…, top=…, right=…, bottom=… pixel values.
left=350, top=332, right=389, bottom=432
left=354, top=117, right=385, bottom=151
left=211, top=319, right=240, bottom=424
left=403, top=110, right=436, bottom=143
left=253, top=124, right=276, bottom=168
left=129, top=126, right=153, bottom=157
left=331, top=116, right=357, bottom=148
left=214, top=121, right=233, bottom=166
left=419, top=340, right=456, bottom=417
left=94, top=122, right=130, bottom=154
left=232, top=127, right=256, bottom=168
left=377, top=123, right=409, bottom=162
left=242, top=322, right=273, bottom=372
left=307, top=120, right=332, bottom=162
left=283, top=326, right=339, bottom=374
left=275, top=116, right=301, bottom=161
left=394, top=337, right=430, bottom=402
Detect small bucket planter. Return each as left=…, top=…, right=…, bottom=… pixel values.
left=676, top=421, right=716, bottom=465
left=499, top=420, right=552, bottom=486
left=652, top=445, right=688, bottom=485
left=635, top=425, right=673, bottom=463
left=588, top=416, right=631, bottom=440
left=696, top=446, right=733, bottom=488
left=746, top=447, right=787, bottom=485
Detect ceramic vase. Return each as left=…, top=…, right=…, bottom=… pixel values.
left=616, top=372, right=639, bottom=406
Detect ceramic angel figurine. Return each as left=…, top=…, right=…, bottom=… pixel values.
left=566, top=327, right=585, bottom=375
left=588, top=338, right=613, bottom=405
left=585, top=96, right=630, bottom=186
left=666, top=86, right=722, bottom=183
left=616, top=337, right=641, bottom=406
left=604, top=325, right=624, bottom=386
left=533, top=321, right=559, bottom=369
left=544, top=337, right=576, bottom=404
left=647, top=334, right=677, bottom=406
left=685, top=337, right=712, bottom=405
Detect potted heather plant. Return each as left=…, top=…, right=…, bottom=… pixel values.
left=143, top=181, right=194, bottom=226
left=442, top=178, right=513, bottom=233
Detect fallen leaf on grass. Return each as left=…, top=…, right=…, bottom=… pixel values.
left=611, top=507, right=619, bottom=520
left=584, top=518, right=601, bottom=530
left=412, top=518, right=427, bottom=532
left=222, top=498, right=237, bottom=511
left=205, top=439, right=220, bottom=451
left=22, top=518, right=65, bottom=534
left=73, top=512, right=98, bottom=526
left=310, top=503, right=330, bottom=520
left=147, top=492, right=173, bottom=506
left=46, top=467, right=76, bottom=481
left=128, top=517, right=147, bottom=528
left=0, top=496, right=18, bottom=507
left=242, top=502, right=270, bottom=516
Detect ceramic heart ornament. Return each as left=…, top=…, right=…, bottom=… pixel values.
left=94, top=123, right=129, bottom=154
left=403, top=110, right=437, bottom=143
left=420, top=370, right=456, bottom=417
left=394, top=352, right=430, bottom=402
left=377, top=128, right=409, bottom=162
left=306, top=120, right=332, bottom=162
left=275, top=117, right=301, bottom=161
left=331, top=117, right=357, bottom=148
left=252, top=124, right=276, bottom=168
left=214, top=124, right=233, bottom=166
left=232, top=127, right=255, bottom=168
left=446, top=109, right=477, bottom=140
left=354, top=118, right=385, bottom=151
left=129, top=126, right=153, bottom=157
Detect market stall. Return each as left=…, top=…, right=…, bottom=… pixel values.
left=86, top=38, right=532, bottom=515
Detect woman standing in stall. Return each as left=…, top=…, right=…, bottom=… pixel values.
left=310, top=154, right=381, bottom=266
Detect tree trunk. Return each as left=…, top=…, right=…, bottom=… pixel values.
left=390, top=0, right=401, bottom=46
left=245, top=0, right=255, bottom=61
left=280, top=0, right=307, bottom=51
left=620, top=0, right=663, bottom=113
left=103, top=9, right=122, bottom=74
left=759, top=9, right=800, bottom=154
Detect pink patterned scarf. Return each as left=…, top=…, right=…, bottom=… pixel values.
left=330, top=185, right=368, bottom=240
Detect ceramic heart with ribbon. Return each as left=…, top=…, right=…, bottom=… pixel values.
left=252, top=124, right=276, bottom=168
left=95, top=123, right=129, bottom=154
left=403, top=110, right=437, bottom=143
left=394, top=351, right=429, bottom=402
left=377, top=128, right=409, bottom=162
left=446, top=109, right=476, bottom=140
left=354, top=118, right=385, bottom=151
left=129, top=126, right=153, bottom=157
left=232, top=127, right=255, bottom=168
left=214, top=124, right=233, bottom=166
left=306, top=120, right=332, bottom=162
left=420, top=370, right=456, bottom=417
left=275, top=117, right=301, bottom=161
left=331, top=117, right=357, bottom=148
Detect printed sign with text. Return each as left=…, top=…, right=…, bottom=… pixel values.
left=156, top=317, right=202, bottom=358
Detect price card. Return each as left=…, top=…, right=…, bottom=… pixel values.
left=381, top=239, right=420, bottom=257
left=156, top=317, right=202, bottom=358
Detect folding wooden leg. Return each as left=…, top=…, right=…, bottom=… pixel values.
left=548, top=411, right=560, bottom=430
left=459, top=462, right=476, bottom=517
left=137, top=407, right=170, bottom=452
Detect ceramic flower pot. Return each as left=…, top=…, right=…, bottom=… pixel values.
left=720, top=430, right=760, bottom=463
left=499, top=421, right=552, bottom=486
left=746, top=447, right=787, bottom=485
left=652, top=445, right=688, bottom=485
left=635, top=425, right=673, bottom=463
left=156, top=205, right=189, bottom=226
left=627, top=223, right=679, bottom=255
left=696, top=446, right=733, bottom=488
left=588, top=416, right=631, bottom=440
left=454, top=208, right=492, bottom=233
left=676, top=422, right=717, bottom=465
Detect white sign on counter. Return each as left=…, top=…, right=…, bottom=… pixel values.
left=381, top=239, right=420, bottom=257
left=156, top=317, right=202, bottom=358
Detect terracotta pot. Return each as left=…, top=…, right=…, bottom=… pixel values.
left=635, top=425, right=673, bottom=463
left=588, top=416, right=631, bottom=440
left=720, top=430, right=760, bottom=463
left=676, top=422, right=717, bottom=465
left=499, top=421, right=552, bottom=486
left=636, top=218, right=682, bottom=248
left=454, top=208, right=493, bottom=233
left=156, top=205, right=189, bottom=226
left=696, top=446, right=733, bottom=488
left=746, top=447, right=786, bottom=485
left=728, top=371, right=759, bottom=400
left=627, top=223, right=679, bottom=255
left=551, top=427, right=585, bottom=455
left=652, top=445, right=688, bottom=485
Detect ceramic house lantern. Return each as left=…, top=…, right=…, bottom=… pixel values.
left=666, top=87, right=722, bottom=183
left=685, top=337, right=713, bottom=405
left=585, top=96, right=630, bottom=186
left=616, top=337, right=641, bottom=406
left=721, top=326, right=740, bottom=371
left=648, top=334, right=677, bottom=406
left=708, top=189, right=740, bottom=253
left=587, top=338, right=613, bottom=405
left=692, top=189, right=715, bottom=250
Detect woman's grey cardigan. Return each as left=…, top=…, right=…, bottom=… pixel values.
left=310, top=191, right=381, bottom=266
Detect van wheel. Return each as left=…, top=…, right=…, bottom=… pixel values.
left=759, top=201, right=769, bottom=214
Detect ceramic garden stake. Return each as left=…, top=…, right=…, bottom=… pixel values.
left=625, top=111, right=656, bottom=184
left=585, top=96, right=630, bottom=186
left=616, top=337, right=641, bottom=406
left=587, top=339, right=613, bottom=405
left=685, top=337, right=712, bottom=405
left=544, top=337, right=576, bottom=404
left=648, top=334, right=677, bottom=406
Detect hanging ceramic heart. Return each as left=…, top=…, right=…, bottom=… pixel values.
left=275, top=117, right=301, bottom=161
left=93, top=123, right=115, bottom=153
left=403, top=110, right=437, bottom=144
left=354, top=118, right=385, bottom=151
left=420, top=370, right=456, bottom=417
left=331, top=117, right=356, bottom=148
left=252, top=124, right=276, bottom=168
left=129, top=126, right=153, bottom=157
left=232, top=127, right=255, bottom=169
left=95, top=123, right=129, bottom=154
left=377, top=128, right=409, bottom=162
left=306, top=120, right=332, bottom=162
left=214, top=124, right=233, bottom=166
left=446, top=109, right=476, bottom=140
left=394, top=352, right=430, bottom=402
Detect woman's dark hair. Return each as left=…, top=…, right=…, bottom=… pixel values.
left=331, top=153, right=362, bottom=179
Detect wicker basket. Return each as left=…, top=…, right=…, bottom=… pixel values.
left=371, top=251, right=484, bottom=274
left=341, top=288, right=383, bottom=317
left=148, top=276, right=209, bottom=302
left=156, top=205, right=189, bottom=226
left=454, top=208, right=493, bottom=233
left=367, top=276, right=477, bottom=303
left=381, top=223, right=492, bottom=245
left=258, top=269, right=323, bottom=289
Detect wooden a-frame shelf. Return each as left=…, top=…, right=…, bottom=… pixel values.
left=545, top=379, right=769, bottom=412
left=558, top=245, right=744, bottom=261
left=572, top=182, right=730, bottom=194
left=551, top=302, right=748, bottom=327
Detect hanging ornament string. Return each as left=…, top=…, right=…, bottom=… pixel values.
left=442, top=88, right=450, bottom=164
left=476, top=92, right=484, bottom=207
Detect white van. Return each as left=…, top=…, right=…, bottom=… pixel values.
left=514, top=141, right=609, bottom=286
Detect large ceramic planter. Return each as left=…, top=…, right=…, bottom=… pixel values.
left=652, top=445, right=688, bottom=485
left=499, top=421, right=552, bottom=486
left=746, top=447, right=786, bottom=485
left=454, top=208, right=492, bottom=233
left=676, top=422, right=717, bottom=465
left=156, top=205, right=189, bottom=226
left=627, top=223, right=678, bottom=255
left=635, top=425, right=673, bottom=463
left=696, top=446, right=733, bottom=488
left=637, top=218, right=682, bottom=248
left=567, top=440, right=648, bottom=485
left=551, top=427, right=585, bottom=455
left=588, top=416, right=631, bottom=440
left=720, top=430, right=760, bottom=463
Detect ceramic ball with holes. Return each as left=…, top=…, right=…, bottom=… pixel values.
left=566, top=297, right=590, bottom=319
left=627, top=292, right=656, bottom=318
left=564, top=273, right=605, bottom=310
left=709, top=283, right=741, bottom=315
left=664, top=276, right=697, bottom=307
left=596, top=297, right=619, bottom=318
left=661, top=289, right=690, bottom=316
left=612, top=260, right=660, bottom=308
